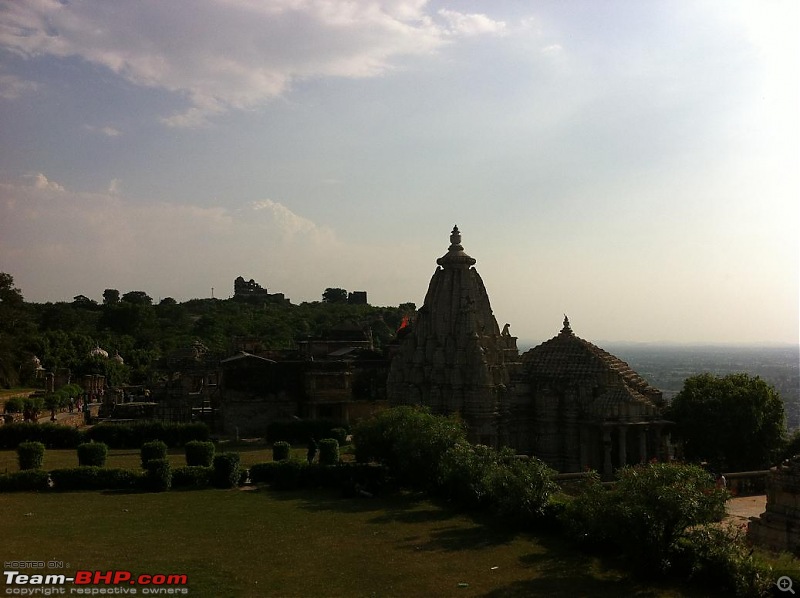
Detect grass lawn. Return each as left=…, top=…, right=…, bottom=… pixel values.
left=2, top=487, right=704, bottom=598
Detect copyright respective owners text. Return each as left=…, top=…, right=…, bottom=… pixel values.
left=3, top=561, right=189, bottom=595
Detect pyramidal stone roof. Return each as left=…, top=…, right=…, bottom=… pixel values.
left=522, top=316, right=662, bottom=410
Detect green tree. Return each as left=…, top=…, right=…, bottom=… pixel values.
left=102, top=289, right=120, bottom=305
left=121, top=291, right=153, bottom=305
left=667, top=373, right=786, bottom=470
left=322, top=287, right=347, bottom=304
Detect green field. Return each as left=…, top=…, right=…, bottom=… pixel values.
left=2, top=487, right=706, bottom=597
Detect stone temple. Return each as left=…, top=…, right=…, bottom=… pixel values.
left=387, top=226, right=671, bottom=475
left=387, top=225, right=519, bottom=445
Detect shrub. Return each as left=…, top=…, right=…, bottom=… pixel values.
left=143, top=458, right=172, bottom=492
left=272, top=441, right=291, bottom=462
left=185, top=440, right=215, bottom=466
left=0, top=470, right=51, bottom=492
left=353, top=406, right=466, bottom=489
left=49, top=467, right=141, bottom=491
left=140, top=440, right=168, bottom=468
left=437, top=443, right=557, bottom=523
left=77, top=442, right=108, bottom=467
left=671, top=525, right=773, bottom=597
left=17, top=441, right=45, bottom=470
left=4, top=397, right=25, bottom=414
left=0, top=422, right=83, bottom=449
left=212, top=453, right=241, bottom=488
left=271, top=459, right=308, bottom=490
left=330, top=427, right=348, bottom=445
left=172, top=466, right=213, bottom=489
left=562, top=462, right=728, bottom=572
left=318, top=438, right=339, bottom=465
left=249, top=462, right=280, bottom=484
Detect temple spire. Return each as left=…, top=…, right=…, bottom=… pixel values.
left=437, top=224, right=476, bottom=268
left=562, top=314, right=573, bottom=335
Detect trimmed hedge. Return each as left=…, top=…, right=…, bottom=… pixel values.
left=185, top=440, right=215, bottom=467
left=249, top=461, right=389, bottom=492
left=85, top=421, right=210, bottom=448
left=212, top=453, right=241, bottom=488
left=77, top=442, right=108, bottom=467
left=143, top=458, right=172, bottom=492
left=0, top=422, right=83, bottom=449
left=329, top=427, right=348, bottom=445
left=318, top=438, right=339, bottom=465
left=49, top=467, right=141, bottom=491
left=141, top=440, right=168, bottom=468
left=0, top=422, right=209, bottom=449
left=17, top=441, right=45, bottom=470
left=272, top=441, right=290, bottom=461
left=0, top=469, right=51, bottom=492
left=172, top=466, right=213, bottom=489
left=266, top=419, right=349, bottom=445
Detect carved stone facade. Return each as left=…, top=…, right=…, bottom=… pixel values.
left=748, top=456, right=800, bottom=555
left=508, top=318, right=670, bottom=476
left=387, top=226, right=520, bottom=446
left=387, top=226, right=669, bottom=474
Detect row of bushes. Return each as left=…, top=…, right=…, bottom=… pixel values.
left=250, top=461, right=388, bottom=492
left=0, top=421, right=210, bottom=449
left=15, top=439, right=218, bottom=470
left=272, top=439, right=340, bottom=464
left=0, top=454, right=241, bottom=493
left=265, top=419, right=348, bottom=444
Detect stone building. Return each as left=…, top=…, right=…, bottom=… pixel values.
left=386, top=226, right=520, bottom=446
left=387, top=226, right=670, bottom=474
left=508, top=317, right=670, bottom=476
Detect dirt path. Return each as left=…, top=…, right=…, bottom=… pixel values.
left=725, top=495, right=766, bottom=529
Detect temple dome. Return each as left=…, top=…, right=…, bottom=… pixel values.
left=89, top=346, right=109, bottom=359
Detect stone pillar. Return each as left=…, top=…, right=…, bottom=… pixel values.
left=617, top=426, right=627, bottom=468
left=639, top=428, right=648, bottom=463
left=603, top=429, right=613, bottom=478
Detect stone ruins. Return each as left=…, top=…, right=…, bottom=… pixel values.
left=748, top=456, right=800, bottom=554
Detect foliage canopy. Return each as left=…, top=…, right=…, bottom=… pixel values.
left=666, top=373, right=786, bottom=470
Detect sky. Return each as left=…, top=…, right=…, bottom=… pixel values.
left=0, top=0, right=797, bottom=346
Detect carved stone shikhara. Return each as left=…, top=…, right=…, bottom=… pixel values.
left=387, top=226, right=519, bottom=446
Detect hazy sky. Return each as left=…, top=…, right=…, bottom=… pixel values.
left=0, top=1, right=797, bottom=345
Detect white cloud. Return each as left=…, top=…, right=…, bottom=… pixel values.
left=31, top=173, right=65, bottom=192
left=86, top=125, right=122, bottom=137
left=0, top=73, right=38, bottom=100
left=437, top=9, right=506, bottom=36
left=0, top=0, right=506, bottom=126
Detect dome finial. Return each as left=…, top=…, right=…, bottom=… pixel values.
left=562, top=314, right=572, bottom=333
left=450, top=225, right=461, bottom=247
left=437, top=224, right=475, bottom=268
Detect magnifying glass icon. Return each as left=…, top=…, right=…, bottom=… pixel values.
left=778, top=576, right=796, bottom=594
